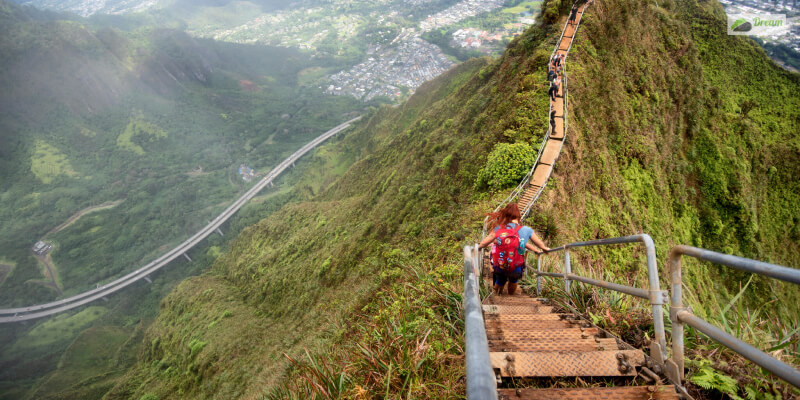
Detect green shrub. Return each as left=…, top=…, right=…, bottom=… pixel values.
left=475, top=142, right=536, bottom=190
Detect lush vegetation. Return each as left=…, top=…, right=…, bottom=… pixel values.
left=0, top=0, right=369, bottom=306
left=475, top=142, right=536, bottom=189
left=527, top=0, right=800, bottom=397
left=0, top=0, right=371, bottom=397
left=106, top=0, right=800, bottom=398
left=3, top=0, right=799, bottom=399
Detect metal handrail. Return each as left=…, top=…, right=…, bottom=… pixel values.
left=533, top=234, right=669, bottom=365
left=667, top=245, right=800, bottom=388
left=463, top=245, right=497, bottom=399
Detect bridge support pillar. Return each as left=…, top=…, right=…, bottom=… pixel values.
left=144, top=276, right=152, bottom=284
left=216, top=228, right=223, bottom=236
left=102, top=297, right=109, bottom=302
left=183, top=253, right=192, bottom=262
left=269, top=181, right=274, bottom=188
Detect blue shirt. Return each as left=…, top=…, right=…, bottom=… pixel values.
left=493, top=223, right=534, bottom=255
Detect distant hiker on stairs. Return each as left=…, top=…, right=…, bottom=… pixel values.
left=569, top=4, right=579, bottom=25
left=478, top=203, right=549, bottom=295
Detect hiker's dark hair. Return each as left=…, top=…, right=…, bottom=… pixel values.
left=487, top=203, right=521, bottom=229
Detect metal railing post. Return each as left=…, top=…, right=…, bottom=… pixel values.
left=536, top=255, right=542, bottom=296
left=564, top=248, right=571, bottom=293
left=667, top=248, right=685, bottom=383
left=641, top=234, right=668, bottom=366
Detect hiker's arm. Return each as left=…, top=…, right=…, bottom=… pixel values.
left=525, top=242, right=543, bottom=255
left=530, top=231, right=550, bottom=252
left=478, top=232, right=496, bottom=249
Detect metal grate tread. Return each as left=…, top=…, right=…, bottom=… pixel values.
left=486, top=328, right=600, bottom=341
left=485, top=313, right=571, bottom=321
left=483, top=305, right=555, bottom=314
left=497, top=385, right=680, bottom=399
left=489, top=338, right=619, bottom=352
left=483, top=297, right=547, bottom=305
left=491, top=350, right=645, bottom=377
left=486, top=320, right=580, bottom=330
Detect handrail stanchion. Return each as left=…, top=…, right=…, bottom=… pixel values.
left=463, top=245, right=498, bottom=399
left=536, top=255, right=542, bottom=296
left=642, top=235, right=668, bottom=365
left=564, top=248, right=571, bottom=293
left=668, top=248, right=686, bottom=384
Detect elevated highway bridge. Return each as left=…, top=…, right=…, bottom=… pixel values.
left=0, top=117, right=360, bottom=323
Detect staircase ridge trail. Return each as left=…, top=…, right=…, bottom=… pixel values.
left=474, top=2, right=681, bottom=398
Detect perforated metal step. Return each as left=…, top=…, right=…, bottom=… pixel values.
left=485, top=313, right=568, bottom=321
left=490, top=350, right=645, bottom=377
left=489, top=337, right=618, bottom=352
left=486, top=320, right=579, bottom=330
left=482, top=305, right=554, bottom=314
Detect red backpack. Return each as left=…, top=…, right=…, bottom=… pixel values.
left=491, top=224, right=524, bottom=270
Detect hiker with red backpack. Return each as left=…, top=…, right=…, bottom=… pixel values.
left=478, top=203, right=549, bottom=295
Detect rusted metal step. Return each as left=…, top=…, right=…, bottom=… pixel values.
left=491, top=350, right=645, bottom=377
left=484, top=300, right=548, bottom=307
left=486, top=320, right=579, bottom=330
left=531, top=164, right=553, bottom=188
left=539, top=139, right=563, bottom=166
left=483, top=295, right=541, bottom=302
left=552, top=96, right=564, bottom=116
left=486, top=313, right=572, bottom=322
left=482, top=305, right=554, bottom=314
left=551, top=116, right=565, bottom=139
left=497, top=385, right=680, bottom=399
left=486, top=327, right=600, bottom=341
left=489, top=337, right=618, bottom=352
left=483, top=293, right=546, bottom=305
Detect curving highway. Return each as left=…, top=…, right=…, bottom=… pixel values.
left=0, top=117, right=360, bottom=323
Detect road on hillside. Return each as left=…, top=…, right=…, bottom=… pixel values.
left=0, top=116, right=360, bottom=323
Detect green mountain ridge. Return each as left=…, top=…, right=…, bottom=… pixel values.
left=0, top=0, right=365, bottom=307
left=103, top=0, right=799, bottom=399
left=2, top=0, right=799, bottom=398
left=0, top=1, right=365, bottom=396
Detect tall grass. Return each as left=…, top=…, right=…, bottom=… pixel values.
left=263, top=262, right=466, bottom=399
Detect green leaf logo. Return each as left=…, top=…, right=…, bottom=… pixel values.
left=731, top=18, right=752, bottom=32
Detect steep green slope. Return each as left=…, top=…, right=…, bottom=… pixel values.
left=0, top=1, right=367, bottom=397
left=103, top=0, right=798, bottom=399
left=535, top=0, right=800, bottom=396
left=0, top=0, right=364, bottom=307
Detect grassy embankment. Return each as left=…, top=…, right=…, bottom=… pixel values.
left=108, top=0, right=798, bottom=399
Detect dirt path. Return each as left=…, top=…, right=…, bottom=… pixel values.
left=34, top=254, right=63, bottom=296
left=45, top=200, right=124, bottom=237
